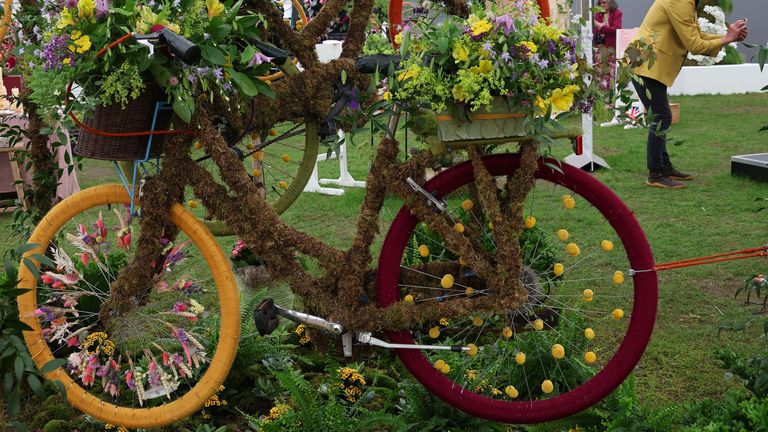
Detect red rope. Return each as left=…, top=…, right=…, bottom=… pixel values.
left=67, top=33, right=193, bottom=137
left=654, top=246, right=768, bottom=271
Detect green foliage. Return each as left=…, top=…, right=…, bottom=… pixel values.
left=14, top=0, right=270, bottom=124
left=720, top=45, right=744, bottom=65
left=251, top=367, right=406, bottom=432
left=181, top=424, right=229, bottom=432
left=0, top=246, right=48, bottom=422
left=362, top=33, right=396, bottom=56
left=717, top=348, right=768, bottom=398
left=397, top=375, right=506, bottom=431
left=99, top=63, right=146, bottom=108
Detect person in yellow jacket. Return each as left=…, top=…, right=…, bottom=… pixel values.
left=631, top=0, right=747, bottom=188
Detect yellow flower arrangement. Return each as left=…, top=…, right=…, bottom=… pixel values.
left=392, top=3, right=603, bottom=119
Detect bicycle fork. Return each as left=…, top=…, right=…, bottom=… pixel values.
left=253, top=298, right=473, bottom=357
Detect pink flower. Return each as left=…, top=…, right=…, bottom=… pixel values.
left=247, top=51, right=273, bottom=68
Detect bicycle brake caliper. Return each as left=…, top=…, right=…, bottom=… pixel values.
left=406, top=177, right=447, bottom=213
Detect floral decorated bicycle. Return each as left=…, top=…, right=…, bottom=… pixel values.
left=15, top=0, right=761, bottom=429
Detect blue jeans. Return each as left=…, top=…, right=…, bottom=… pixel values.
left=632, top=76, right=672, bottom=173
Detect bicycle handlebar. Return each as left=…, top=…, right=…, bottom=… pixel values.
left=134, top=27, right=201, bottom=65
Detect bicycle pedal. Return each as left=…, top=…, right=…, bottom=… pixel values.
left=253, top=298, right=280, bottom=336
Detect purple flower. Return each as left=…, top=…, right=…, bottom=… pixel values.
left=188, top=73, right=197, bottom=84
left=41, top=35, right=71, bottom=72
left=197, top=67, right=210, bottom=75
left=65, top=0, right=77, bottom=7
left=203, top=33, right=210, bottom=40
left=148, top=0, right=155, bottom=6
left=482, top=40, right=494, bottom=56
left=500, top=51, right=511, bottom=63
left=222, top=82, right=233, bottom=92
left=212, top=67, right=223, bottom=80
left=494, top=14, right=515, bottom=35
left=247, top=51, right=274, bottom=68
left=96, top=0, right=108, bottom=19
left=536, top=58, right=549, bottom=68
left=547, top=40, right=556, bottom=54
left=173, top=0, right=180, bottom=6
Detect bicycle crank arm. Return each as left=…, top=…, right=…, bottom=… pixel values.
left=275, top=305, right=344, bottom=335
left=357, top=331, right=471, bottom=352
left=406, top=178, right=447, bottom=212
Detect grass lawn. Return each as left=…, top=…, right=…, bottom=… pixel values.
left=2, top=92, right=768, bottom=416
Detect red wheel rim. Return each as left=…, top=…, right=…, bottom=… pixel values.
left=376, top=154, right=657, bottom=423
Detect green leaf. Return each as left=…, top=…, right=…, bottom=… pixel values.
left=7, top=389, right=20, bottom=416
left=200, top=45, right=227, bottom=65
left=31, top=253, right=55, bottom=269
left=27, top=374, right=44, bottom=398
left=21, top=258, right=40, bottom=282
left=240, top=45, right=256, bottom=64
left=4, top=320, right=33, bottom=332
left=8, top=420, right=29, bottom=432
left=209, top=24, right=232, bottom=41
left=41, top=358, right=67, bottom=374
left=15, top=243, right=40, bottom=257
left=173, top=96, right=194, bottom=123
left=226, top=69, right=262, bottom=97
left=760, top=47, right=768, bottom=72
left=14, top=356, right=24, bottom=383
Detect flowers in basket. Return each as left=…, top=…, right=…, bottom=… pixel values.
left=390, top=1, right=604, bottom=138
left=12, top=0, right=273, bottom=124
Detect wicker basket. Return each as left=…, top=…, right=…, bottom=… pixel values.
left=435, top=97, right=528, bottom=143
left=74, top=84, right=172, bottom=161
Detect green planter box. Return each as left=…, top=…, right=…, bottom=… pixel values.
left=436, top=98, right=528, bottom=142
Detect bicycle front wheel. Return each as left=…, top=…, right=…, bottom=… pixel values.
left=376, top=154, right=657, bottom=423
left=18, top=184, right=240, bottom=428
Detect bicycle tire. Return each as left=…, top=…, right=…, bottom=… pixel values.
left=376, top=154, right=657, bottom=423
left=199, top=118, right=320, bottom=236
left=18, top=184, right=240, bottom=429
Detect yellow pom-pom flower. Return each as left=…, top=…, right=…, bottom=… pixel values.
left=541, top=380, right=554, bottom=393
left=441, top=274, right=454, bottom=289
left=551, top=344, right=565, bottom=359
left=466, top=343, right=478, bottom=356
left=524, top=216, right=536, bottom=229
left=505, top=385, right=519, bottom=398
left=562, top=195, right=576, bottom=209
left=613, top=271, right=625, bottom=285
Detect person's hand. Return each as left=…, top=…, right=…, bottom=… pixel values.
left=723, top=19, right=748, bottom=44
left=594, top=19, right=604, bottom=28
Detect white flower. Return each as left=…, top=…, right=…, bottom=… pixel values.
left=688, top=6, right=727, bottom=66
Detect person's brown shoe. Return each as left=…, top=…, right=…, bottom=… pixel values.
left=663, top=165, right=693, bottom=180
left=646, top=174, right=686, bottom=189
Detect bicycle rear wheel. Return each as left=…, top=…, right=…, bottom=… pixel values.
left=18, top=184, right=240, bottom=428
left=376, top=154, right=657, bottom=423
left=194, top=118, right=320, bottom=236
